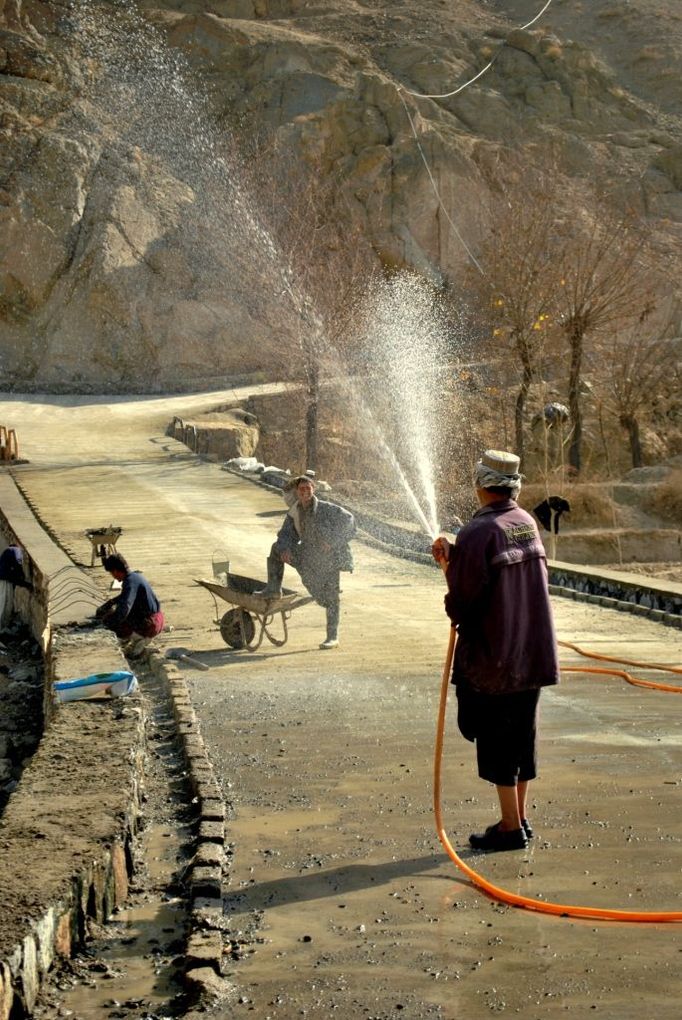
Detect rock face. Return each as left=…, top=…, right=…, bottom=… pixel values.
left=1, top=0, right=681, bottom=391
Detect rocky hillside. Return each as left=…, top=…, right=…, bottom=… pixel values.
left=1, top=0, right=681, bottom=391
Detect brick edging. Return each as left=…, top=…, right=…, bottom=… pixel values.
left=549, top=584, right=682, bottom=628
left=146, top=650, right=235, bottom=1006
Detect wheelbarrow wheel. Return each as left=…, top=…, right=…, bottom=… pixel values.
left=220, top=608, right=256, bottom=649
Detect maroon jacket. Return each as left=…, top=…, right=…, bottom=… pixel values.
left=445, top=500, right=559, bottom=695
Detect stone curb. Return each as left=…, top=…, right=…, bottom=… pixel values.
left=146, top=651, right=230, bottom=1004
left=548, top=584, right=682, bottom=628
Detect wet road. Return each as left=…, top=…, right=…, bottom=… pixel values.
left=3, top=392, right=681, bottom=1019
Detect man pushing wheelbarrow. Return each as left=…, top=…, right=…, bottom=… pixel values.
left=257, top=475, right=356, bottom=649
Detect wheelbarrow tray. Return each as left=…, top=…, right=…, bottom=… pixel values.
left=194, top=574, right=315, bottom=651
left=194, top=574, right=314, bottom=614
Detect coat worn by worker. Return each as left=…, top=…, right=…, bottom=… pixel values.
left=275, top=496, right=355, bottom=606
left=445, top=500, right=559, bottom=696
left=0, top=545, right=31, bottom=630
left=103, top=571, right=164, bottom=638
left=0, top=546, right=31, bottom=589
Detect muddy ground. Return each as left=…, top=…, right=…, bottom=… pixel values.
left=0, top=624, right=43, bottom=814
left=192, top=597, right=682, bottom=1020
left=1, top=390, right=681, bottom=1020
left=33, top=663, right=193, bottom=1020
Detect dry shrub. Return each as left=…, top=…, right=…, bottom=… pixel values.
left=258, top=429, right=305, bottom=472
left=635, top=45, right=664, bottom=62
left=519, top=483, right=615, bottom=528
left=646, top=470, right=682, bottom=523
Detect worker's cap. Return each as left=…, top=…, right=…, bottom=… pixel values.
left=475, top=449, right=523, bottom=496
left=480, top=449, right=521, bottom=476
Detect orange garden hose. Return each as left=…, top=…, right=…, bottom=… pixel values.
left=434, top=624, right=682, bottom=922
left=558, top=639, right=682, bottom=692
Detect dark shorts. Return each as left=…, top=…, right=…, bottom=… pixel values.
left=457, top=685, right=541, bottom=786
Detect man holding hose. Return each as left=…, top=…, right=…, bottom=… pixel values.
left=432, top=449, right=559, bottom=852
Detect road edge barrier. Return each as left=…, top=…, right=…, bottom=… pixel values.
left=145, top=648, right=237, bottom=1009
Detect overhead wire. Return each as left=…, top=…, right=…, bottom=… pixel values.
left=395, top=0, right=555, bottom=275
left=396, top=88, right=486, bottom=277
left=400, top=0, right=554, bottom=100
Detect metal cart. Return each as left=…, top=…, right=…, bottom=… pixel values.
left=195, top=573, right=313, bottom=651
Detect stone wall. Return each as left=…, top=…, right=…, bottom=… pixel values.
left=0, top=627, right=146, bottom=1019
left=167, top=408, right=259, bottom=461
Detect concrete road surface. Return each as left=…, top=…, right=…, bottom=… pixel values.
left=2, top=391, right=681, bottom=1019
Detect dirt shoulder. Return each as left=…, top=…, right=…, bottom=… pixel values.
left=0, top=625, right=144, bottom=1010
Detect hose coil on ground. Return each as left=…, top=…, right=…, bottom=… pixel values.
left=434, top=631, right=682, bottom=923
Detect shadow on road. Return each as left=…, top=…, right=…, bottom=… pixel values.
left=225, top=853, right=456, bottom=912
left=171, top=646, right=322, bottom=667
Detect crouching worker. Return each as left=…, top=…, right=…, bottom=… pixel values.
left=432, top=449, right=559, bottom=852
left=96, top=554, right=164, bottom=657
left=258, top=475, right=356, bottom=650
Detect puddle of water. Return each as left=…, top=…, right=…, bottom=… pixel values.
left=230, top=805, right=339, bottom=842
left=52, top=820, right=188, bottom=1019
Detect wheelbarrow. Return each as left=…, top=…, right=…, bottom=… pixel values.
left=85, top=525, right=123, bottom=566
left=194, top=573, right=314, bottom=651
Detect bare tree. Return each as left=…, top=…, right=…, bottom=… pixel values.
left=556, top=204, right=654, bottom=474
left=596, top=302, right=680, bottom=468
left=467, top=160, right=562, bottom=458
left=469, top=161, right=663, bottom=475
left=243, top=136, right=378, bottom=470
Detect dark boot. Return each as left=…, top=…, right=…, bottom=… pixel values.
left=255, top=547, right=284, bottom=597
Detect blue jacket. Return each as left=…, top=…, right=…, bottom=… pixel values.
left=109, top=571, right=161, bottom=630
